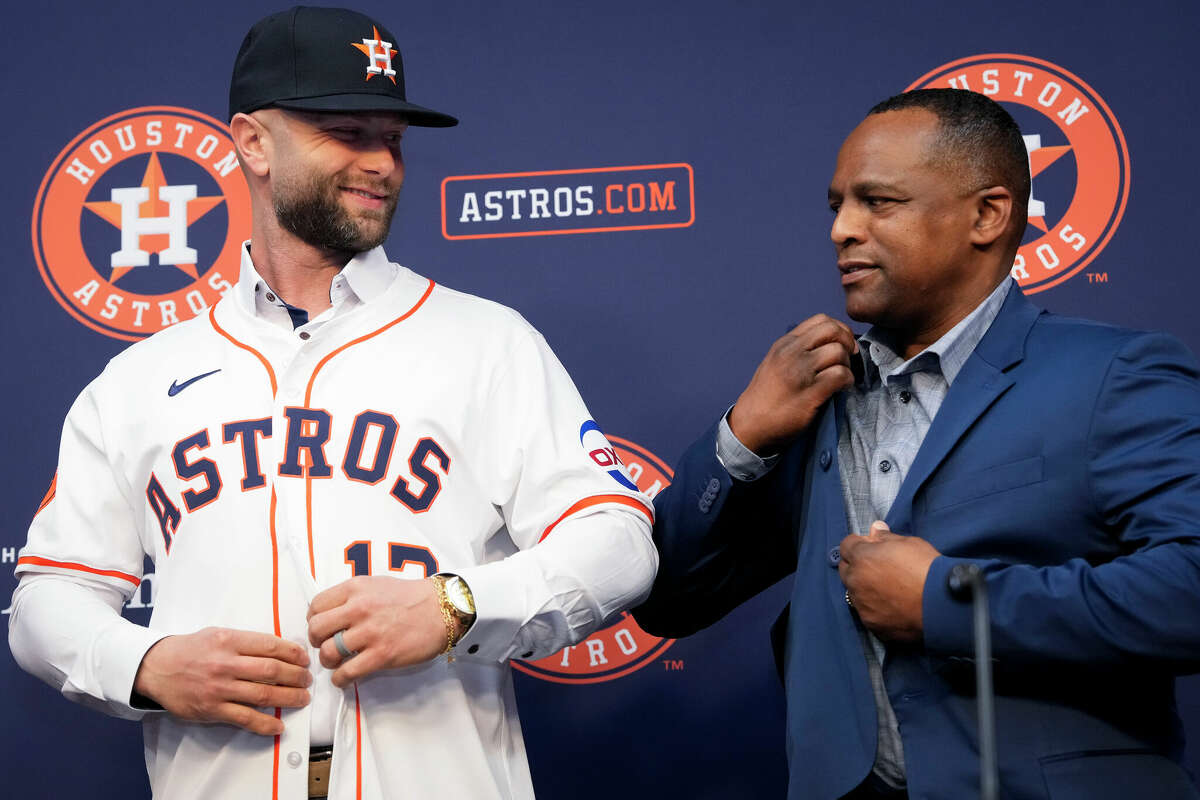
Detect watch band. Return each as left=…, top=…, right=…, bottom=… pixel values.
left=430, top=575, right=459, bottom=654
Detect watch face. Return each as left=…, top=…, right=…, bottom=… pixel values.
left=446, top=577, right=475, bottom=615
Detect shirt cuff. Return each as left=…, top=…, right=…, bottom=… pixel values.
left=716, top=411, right=779, bottom=482
left=96, top=622, right=172, bottom=716
left=451, top=554, right=541, bottom=662
left=449, top=506, right=656, bottom=664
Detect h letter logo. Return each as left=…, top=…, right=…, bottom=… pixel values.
left=110, top=184, right=198, bottom=268
left=363, top=37, right=396, bottom=78
left=352, top=27, right=398, bottom=84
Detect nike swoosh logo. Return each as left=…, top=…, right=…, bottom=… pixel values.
left=168, top=369, right=221, bottom=397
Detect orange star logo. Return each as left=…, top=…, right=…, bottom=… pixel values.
left=83, top=153, right=224, bottom=283
left=351, top=27, right=398, bottom=84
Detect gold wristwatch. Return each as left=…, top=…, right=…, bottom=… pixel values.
left=433, top=573, right=476, bottom=646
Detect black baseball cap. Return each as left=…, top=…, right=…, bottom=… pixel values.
left=229, top=6, right=457, bottom=126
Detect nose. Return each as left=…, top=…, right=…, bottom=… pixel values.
left=830, top=204, right=863, bottom=248
left=358, top=139, right=402, bottom=179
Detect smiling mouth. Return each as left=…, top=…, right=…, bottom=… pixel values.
left=344, top=187, right=387, bottom=201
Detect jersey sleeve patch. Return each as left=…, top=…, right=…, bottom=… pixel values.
left=579, top=421, right=639, bottom=490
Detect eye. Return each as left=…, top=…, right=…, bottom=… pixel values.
left=864, top=196, right=897, bottom=208
left=828, top=201, right=841, bottom=214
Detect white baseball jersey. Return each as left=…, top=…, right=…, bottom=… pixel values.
left=10, top=244, right=657, bottom=799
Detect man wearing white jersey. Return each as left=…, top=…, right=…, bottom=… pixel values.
left=9, top=6, right=657, bottom=799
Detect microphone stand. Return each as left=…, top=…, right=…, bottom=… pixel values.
left=947, top=563, right=998, bottom=800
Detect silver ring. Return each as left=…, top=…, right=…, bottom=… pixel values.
left=844, top=589, right=853, bottom=608
left=333, top=629, right=357, bottom=659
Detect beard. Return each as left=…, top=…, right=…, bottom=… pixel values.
left=273, top=169, right=398, bottom=254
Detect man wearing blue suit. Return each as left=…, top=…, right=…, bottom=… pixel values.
left=633, top=89, right=1200, bottom=799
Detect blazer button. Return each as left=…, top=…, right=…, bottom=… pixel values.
left=698, top=497, right=713, bottom=514
left=827, top=546, right=841, bottom=567
left=706, top=477, right=721, bottom=494
left=819, top=450, right=832, bottom=470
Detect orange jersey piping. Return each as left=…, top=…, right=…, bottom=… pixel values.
left=355, top=685, right=364, bottom=800
left=17, top=556, right=140, bottom=587
left=300, top=278, right=436, bottom=582
left=208, top=304, right=285, bottom=797
left=35, top=473, right=57, bottom=517
left=208, top=305, right=279, bottom=396
left=538, top=494, right=654, bottom=543
left=302, top=279, right=435, bottom=406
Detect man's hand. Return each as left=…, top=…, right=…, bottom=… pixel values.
left=132, top=628, right=311, bottom=736
left=839, top=521, right=940, bottom=642
left=307, top=576, right=447, bottom=688
left=728, top=314, right=858, bottom=454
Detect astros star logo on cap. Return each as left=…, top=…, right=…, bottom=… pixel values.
left=351, top=26, right=398, bottom=84
left=227, top=6, right=456, bottom=126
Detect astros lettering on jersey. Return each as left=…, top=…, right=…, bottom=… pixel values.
left=12, top=244, right=658, bottom=799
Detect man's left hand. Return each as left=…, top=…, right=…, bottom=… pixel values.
left=838, top=521, right=940, bottom=642
left=308, top=576, right=446, bottom=687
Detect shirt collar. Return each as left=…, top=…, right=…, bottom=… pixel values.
left=233, top=242, right=398, bottom=319
left=335, top=246, right=399, bottom=305
left=855, top=277, right=1013, bottom=388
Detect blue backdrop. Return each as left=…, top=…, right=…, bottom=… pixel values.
left=3, top=1, right=1198, bottom=796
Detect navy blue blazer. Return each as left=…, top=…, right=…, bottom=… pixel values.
left=634, top=289, right=1200, bottom=800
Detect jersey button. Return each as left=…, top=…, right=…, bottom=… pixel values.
left=299, top=331, right=311, bottom=341
left=266, top=292, right=276, bottom=302
left=286, top=751, right=302, bottom=768
left=468, top=644, right=480, bottom=654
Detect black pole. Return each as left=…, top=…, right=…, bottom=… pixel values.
left=948, top=563, right=998, bottom=800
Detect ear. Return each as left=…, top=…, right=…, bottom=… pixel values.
left=969, top=186, right=1014, bottom=248
left=229, top=112, right=271, bottom=178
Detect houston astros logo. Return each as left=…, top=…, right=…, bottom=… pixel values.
left=33, top=107, right=251, bottom=340
left=352, top=27, right=397, bottom=83
left=513, top=435, right=675, bottom=684
left=908, top=55, right=1130, bottom=294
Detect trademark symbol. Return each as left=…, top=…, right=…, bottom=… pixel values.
left=1087, top=272, right=1109, bottom=284
left=662, top=659, right=685, bottom=671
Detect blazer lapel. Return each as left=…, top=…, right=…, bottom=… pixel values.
left=885, top=288, right=1043, bottom=533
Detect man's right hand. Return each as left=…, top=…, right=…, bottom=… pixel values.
left=132, top=627, right=311, bottom=736
left=728, top=314, right=858, bottom=455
